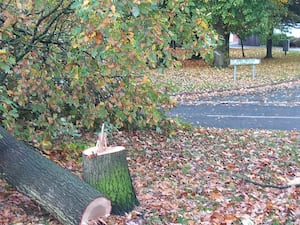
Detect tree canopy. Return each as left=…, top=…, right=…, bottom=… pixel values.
left=201, top=0, right=273, bottom=64
left=198, top=0, right=290, bottom=62
left=286, top=0, right=300, bottom=24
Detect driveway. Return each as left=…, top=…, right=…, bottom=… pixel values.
left=169, top=82, right=300, bottom=130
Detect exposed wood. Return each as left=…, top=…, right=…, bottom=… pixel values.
left=83, top=144, right=139, bottom=215
left=0, top=127, right=111, bottom=225
left=96, top=124, right=107, bottom=153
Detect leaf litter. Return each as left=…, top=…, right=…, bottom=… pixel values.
left=151, top=48, right=300, bottom=103
left=1, top=128, right=299, bottom=224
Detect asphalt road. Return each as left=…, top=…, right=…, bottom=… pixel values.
left=169, top=83, right=300, bottom=130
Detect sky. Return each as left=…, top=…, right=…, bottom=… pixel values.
left=274, top=24, right=300, bottom=38
left=287, top=27, right=300, bottom=37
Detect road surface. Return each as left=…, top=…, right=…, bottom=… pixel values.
left=169, top=83, right=300, bottom=130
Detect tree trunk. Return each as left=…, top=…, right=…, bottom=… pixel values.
left=266, top=29, right=273, bottom=59
left=241, top=39, right=246, bottom=57
left=83, top=146, right=139, bottom=215
left=0, top=127, right=111, bottom=225
left=266, top=38, right=273, bottom=58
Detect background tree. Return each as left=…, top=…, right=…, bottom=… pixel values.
left=199, top=0, right=271, bottom=66
left=263, top=0, right=289, bottom=58
left=197, top=0, right=291, bottom=64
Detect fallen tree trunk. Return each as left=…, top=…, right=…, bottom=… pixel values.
left=0, top=127, right=111, bottom=225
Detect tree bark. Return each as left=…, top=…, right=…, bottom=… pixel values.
left=266, top=38, right=273, bottom=58
left=266, top=29, right=273, bottom=59
left=83, top=146, right=139, bottom=215
left=240, top=39, right=246, bottom=57
left=0, top=127, right=111, bottom=225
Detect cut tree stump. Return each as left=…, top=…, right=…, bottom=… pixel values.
left=83, top=133, right=139, bottom=215
left=0, top=127, right=111, bottom=225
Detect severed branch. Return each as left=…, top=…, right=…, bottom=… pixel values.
left=233, top=173, right=300, bottom=189
left=96, top=124, right=107, bottom=154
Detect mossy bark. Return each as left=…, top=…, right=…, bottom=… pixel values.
left=83, top=146, right=139, bottom=215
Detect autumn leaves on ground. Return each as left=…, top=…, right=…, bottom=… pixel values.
left=1, top=48, right=300, bottom=224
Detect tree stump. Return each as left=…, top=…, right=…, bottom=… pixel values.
left=0, top=127, right=111, bottom=225
left=83, top=141, right=139, bottom=215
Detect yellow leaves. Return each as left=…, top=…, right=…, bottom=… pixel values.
left=16, top=0, right=33, bottom=11
left=196, top=19, right=209, bottom=30
left=77, top=30, right=104, bottom=46
left=142, top=76, right=150, bottom=83
left=83, top=0, right=90, bottom=8
left=41, top=138, right=52, bottom=150
left=72, top=41, right=79, bottom=49
left=74, top=72, right=79, bottom=80
left=169, top=97, right=177, bottom=106
left=0, top=49, right=7, bottom=61
left=84, top=31, right=95, bottom=43
left=111, top=5, right=116, bottom=14
left=127, top=31, right=134, bottom=39
left=279, top=0, right=288, bottom=4
left=105, top=45, right=111, bottom=51
left=0, top=10, right=16, bottom=32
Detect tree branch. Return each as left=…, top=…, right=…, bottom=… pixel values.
left=16, top=0, right=74, bottom=62
left=233, top=173, right=300, bottom=189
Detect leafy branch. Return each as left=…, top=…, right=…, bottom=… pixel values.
left=0, top=0, right=75, bottom=84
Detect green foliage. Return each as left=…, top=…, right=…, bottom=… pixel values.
left=259, top=33, right=291, bottom=46
left=0, top=0, right=217, bottom=144
left=105, top=76, right=173, bottom=130
left=0, top=85, right=19, bottom=130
